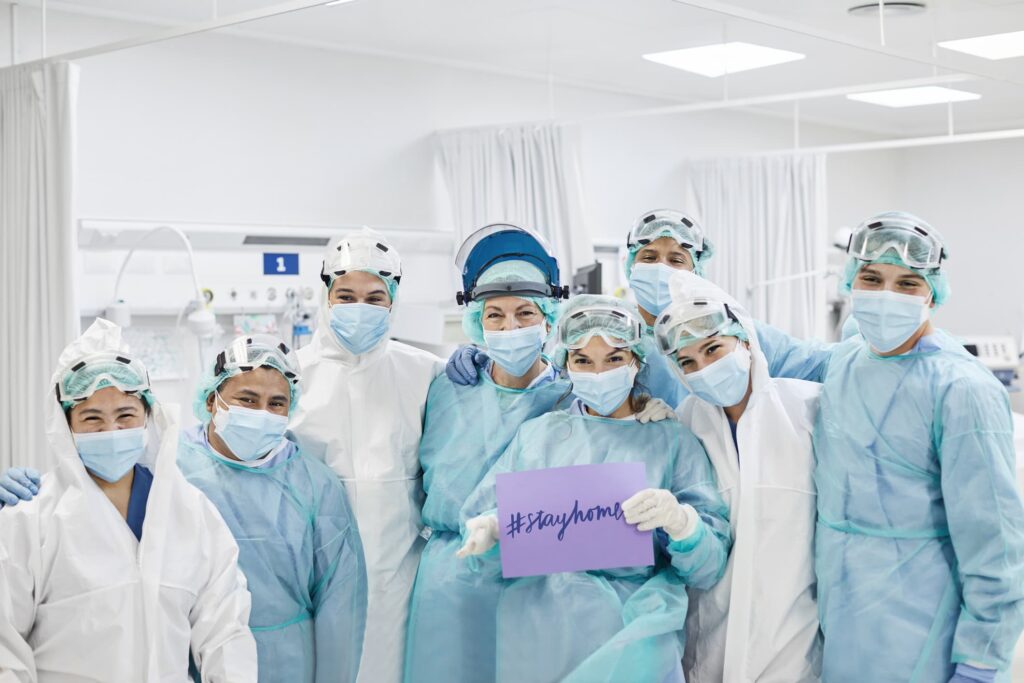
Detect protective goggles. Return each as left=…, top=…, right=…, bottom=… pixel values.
left=57, top=352, right=152, bottom=404
left=321, top=234, right=402, bottom=286
left=627, top=209, right=705, bottom=254
left=847, top=217, right=945, bottom=270
left=214, top=334, right=301, bottom=387
left=654, top=300, right=740, bottom=355
left=455, top=224, right=566, bottom=305
left=558, top=305, right=645, bottom=351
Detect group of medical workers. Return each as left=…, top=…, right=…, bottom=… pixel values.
left=0, top=207, right=1021, bottom=683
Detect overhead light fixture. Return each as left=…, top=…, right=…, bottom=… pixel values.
left=938, top=30, right=1024, bottom=60
left=848, top=2, right=927, bottom=16
left=642, top=42, right=805, bottom=78
left=846, top=85, right=981, bottom=108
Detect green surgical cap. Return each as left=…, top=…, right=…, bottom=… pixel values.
left=552, top=294, right=647, bottom=368
left=841, top=251, right=951, bottom=306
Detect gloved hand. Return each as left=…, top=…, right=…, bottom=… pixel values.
left=622, top=489, right=699, bottom=541
left=949, top=663, right=997, bottom=683
left=0, top=467, right=41, bottom=508
left=446, top=345, right=489, bottom=387
left=456, top=514, right=500, bottom=558
left=636, top=398, right=677, bottom=424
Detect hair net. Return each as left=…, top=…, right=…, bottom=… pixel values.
left=461, top=260, right=561, bottom=345
left=552, top=294, right=647, bottom=369
left=840, top=252, right=951, bottom=306
left=321, top=227, right=402, bottom=301
left=192, top=335, right=303, bottom=424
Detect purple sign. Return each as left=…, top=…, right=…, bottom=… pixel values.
left=495, top=462, right=654, bottom=578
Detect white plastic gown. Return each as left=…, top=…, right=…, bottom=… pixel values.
left=815, top=329, right=1024, bottom=681
left=0, top=320, right=257, bottom=682
left=290, top=305, right=443, bottom=683
left=461, top=409, right=731, bottom=683
left=670, top=271, right=822, bottom=683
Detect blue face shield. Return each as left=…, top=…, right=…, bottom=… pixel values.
left=329, top=303, right=391, bottom=355
left=568, top=363, right=638, bottom=416
left=483, top=325, right=546, bottom=378
left=74, top=427, right=148, bottom=483
left=850, top=289, right=931, bottom=353
left=211, top=393, right=289, bottom=461
left=679, top=345, right=751, bottom=407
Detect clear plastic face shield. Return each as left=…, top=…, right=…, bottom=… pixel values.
left=558, top=305, right=645, bottom=352
left=213, top=334, right=302, bottom=389
left=320, top=232, right=403, bottom=287
left=57, top=352, right=152, bottom=406
left=654, top=300, right=739, bottom=355
left=455, top=223, right=565, bottom=305
left=627, top=209, right=705, bottom=253
left=846, top=216, right=946, bottom=270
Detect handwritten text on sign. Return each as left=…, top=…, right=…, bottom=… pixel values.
left=495, top=462, right=653, bottom=578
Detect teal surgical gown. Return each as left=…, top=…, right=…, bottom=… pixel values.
left=814, top=331, right=1024, bottom=682
left=461, top=407, right=731, bottom=683
left=404, top=369, right=570, bottom=683
left=178, top=426, right=368, bottom=683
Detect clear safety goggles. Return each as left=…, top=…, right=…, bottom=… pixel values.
left=558, top=305, right=644, bottom=351
left=321, top=232, right=402, bottom=286
left=214, top=334, right=301, bottom=386
left=654, top=300, right=739, bottom=355
left=57, top=351, right=152, bottom=404
left=847, top=217, right=945, bottom=270
left=627, top=209, right=705, bottom=253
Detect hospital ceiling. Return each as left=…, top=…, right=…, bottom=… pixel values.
left=33, top=0, right=1024, bottom=135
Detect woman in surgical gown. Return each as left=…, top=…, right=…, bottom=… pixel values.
left=403, top=225, right=570, bottom=683
left=0, top=319, right=257, bottom=682
left=814, top=211, right=1024, bottom=683
left=458, top=294, right=731, bottom=683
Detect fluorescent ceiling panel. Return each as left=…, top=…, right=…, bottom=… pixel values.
left=642, top=42, right=805, bottom=78
left=938, top=30, right=1024, bottom=60
left=846, top=86, right=982, bottom=108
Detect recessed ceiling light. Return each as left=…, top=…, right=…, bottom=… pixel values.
left=938, top=30, right=1024, bottom=60
left=846, top=86, right=981, bottom=108
left=848, top=2, right=927, bottom=16
left=642, top=42, right=805, bottom=78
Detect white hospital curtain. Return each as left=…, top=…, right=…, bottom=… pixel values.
left=684, top=154, right=827, bottom=340
left=0, top=62, right=80, bottom=472
left=437, top=124, right=594, bottom=276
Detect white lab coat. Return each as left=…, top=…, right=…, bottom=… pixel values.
left=0, top=320, right=257, bottom=683
left=291, top=310, right=443, bottom=683
left=671, top=272, right=822, bottom=683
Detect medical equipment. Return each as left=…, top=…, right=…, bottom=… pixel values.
left=962, top=336, right=1020, bottom=388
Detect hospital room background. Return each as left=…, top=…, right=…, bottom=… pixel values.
left=2, top=0, right=1023, bottom=672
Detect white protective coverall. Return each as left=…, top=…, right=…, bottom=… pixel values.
left=672, top=271, right=822, bottom=683
left=291, top=305, right=443, bottom=683
left=0, top=320, right=257, bottom=683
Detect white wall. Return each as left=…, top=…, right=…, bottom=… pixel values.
left=825, top=140, right=1024, bottom=342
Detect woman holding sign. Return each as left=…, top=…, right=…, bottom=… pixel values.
left=655, top=271, right=821, bottom=683
left=458, top=294, right=731, bottom=683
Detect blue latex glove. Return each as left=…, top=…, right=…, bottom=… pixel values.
left=0, top=467, right=41, bottom=508
left=445, top=345, right=489, bottom=386
left=950, top=664, right=998, bottom=683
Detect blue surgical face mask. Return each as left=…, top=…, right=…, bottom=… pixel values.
left=568, top=363, right=639, bottom=416
left=681, top=345, right=751, bottom=407
left=75, top=426, right=148, bottom=483
left=629, top=263, right=678, bottom=316
left=851, top=289, right=930, bottom=353
left=483, top=325, right=546, bottom=377
left=212, top=393, right=289, bottom=462
left=329, top=303, right=391, bottom=355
